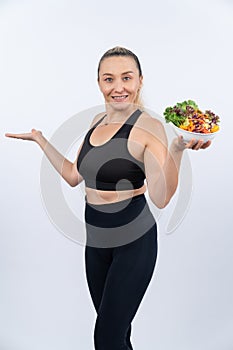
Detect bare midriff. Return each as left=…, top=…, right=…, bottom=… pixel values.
left=85, top=183, right=147, bottom=205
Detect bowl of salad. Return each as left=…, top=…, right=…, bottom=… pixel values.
left=163, top=100, right=220, bottom=143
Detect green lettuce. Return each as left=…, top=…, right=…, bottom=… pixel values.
left=163, top=100, right=199, bottom=127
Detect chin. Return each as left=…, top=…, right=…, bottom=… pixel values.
left=108, top=101, right=134, bottom=112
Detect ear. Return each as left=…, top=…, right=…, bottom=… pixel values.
left=139, top=75, right=143, bottom=89
left=97, top=79, right=103, bottom=93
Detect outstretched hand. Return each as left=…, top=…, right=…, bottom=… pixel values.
left=174, top=135, right=212, bottom=151
left=5, top=129, right=42, bottom=143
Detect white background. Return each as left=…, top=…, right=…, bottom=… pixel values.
left=1, top=0, right=232, bottom=349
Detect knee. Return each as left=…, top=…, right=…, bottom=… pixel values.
left=94, top=316, right=125, bottom=350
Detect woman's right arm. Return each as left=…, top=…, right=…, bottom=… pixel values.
left=5, top=129, right=83, bottom=187
left=36, top=132, right=84, bottom=187
left=5, top=113, right=105, bottom=187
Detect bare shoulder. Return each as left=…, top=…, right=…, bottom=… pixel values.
left=137, top=110, right=167, bottom=144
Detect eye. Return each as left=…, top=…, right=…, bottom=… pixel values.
left=104, top=77, right=113, bottom=82
left=123, top=76, right=131, bottom=81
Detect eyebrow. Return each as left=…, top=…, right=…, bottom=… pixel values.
left=102, top=71, right=135, bottom=76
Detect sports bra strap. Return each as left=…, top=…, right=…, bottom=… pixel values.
left=91, top=114, right=107, bottom=129
left=112, top=108, right=142, bottom=139
left=125, top=109, right=142, bottom=127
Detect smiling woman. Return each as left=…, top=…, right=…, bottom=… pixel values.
left=5, top=45, right=211, bottom=350
left=97, top=46, right=144, bottom=115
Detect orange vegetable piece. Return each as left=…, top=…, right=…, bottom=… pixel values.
left=210, top=125, right=219, bottom=133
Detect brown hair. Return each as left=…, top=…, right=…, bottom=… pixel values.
left=97, top=46, right=144, bottom=108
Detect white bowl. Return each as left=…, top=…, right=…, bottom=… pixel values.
left=170, top=122, right=220, bottom=143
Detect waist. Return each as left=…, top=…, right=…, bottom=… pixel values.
left=85, top=193, right=153, bottom=228
left=85, top=184, right=146, bottom=205
left=85, top=192, right=156, bottom=248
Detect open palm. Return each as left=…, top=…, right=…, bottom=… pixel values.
left=5, top=128, right=42, bottom=142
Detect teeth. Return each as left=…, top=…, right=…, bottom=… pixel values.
left=113, top=95, right=128, bottom=100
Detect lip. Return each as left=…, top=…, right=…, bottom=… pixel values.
left=111, top=95, right=129, bottom=102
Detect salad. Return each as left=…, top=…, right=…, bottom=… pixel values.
left=163, top=100, right=220, bottom=134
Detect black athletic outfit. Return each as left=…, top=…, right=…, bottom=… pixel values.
left=77, top=109, right=158, bottom=349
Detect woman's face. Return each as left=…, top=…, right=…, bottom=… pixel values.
left=98, top=56, right=143, bottom=111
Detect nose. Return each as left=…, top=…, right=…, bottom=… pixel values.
left=113, top=79, right=125, bottom=93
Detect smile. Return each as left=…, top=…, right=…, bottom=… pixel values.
left=112, top=95, right=128, bottom=101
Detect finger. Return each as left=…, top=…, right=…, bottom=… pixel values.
left=185, top=138, right=198, bottom=149
left=5, top=133, right=19, bottom=138
left=192, top=139, right=205, bottom=150
left=5, top=133, right=30, bottom=139
left=178, top=135, right=186, bottom=146
left=201, top=140, right=212, bottom=149
left=178, top=135, right=184, bottom=143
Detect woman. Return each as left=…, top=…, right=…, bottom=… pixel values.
left=5, top=46, right=211, bottom=350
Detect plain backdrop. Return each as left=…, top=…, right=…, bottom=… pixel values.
left=1, top=0, right=232, bottom=349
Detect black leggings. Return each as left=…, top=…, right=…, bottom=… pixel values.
left=84, top=193, right=158, bottom=350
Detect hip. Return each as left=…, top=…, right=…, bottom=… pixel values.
left=84, top=193, right=157, bottom=248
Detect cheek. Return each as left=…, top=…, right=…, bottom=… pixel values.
left=130, top=82, right=140, bottom=94
left=129, top=78, right=140, bottom=89
left=99, top=83, right=111, bottom=95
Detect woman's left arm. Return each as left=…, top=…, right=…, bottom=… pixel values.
left=143, top=118, right=211, bottom=209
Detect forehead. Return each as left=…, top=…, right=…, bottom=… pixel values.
left=99, top=56, right=138, bottom=74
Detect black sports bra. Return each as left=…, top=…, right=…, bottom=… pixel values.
left=77, top=109, right=146, bottom=191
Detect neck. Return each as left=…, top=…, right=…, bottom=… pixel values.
left=103, top=104, right=138, bottom=125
